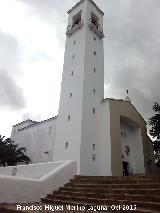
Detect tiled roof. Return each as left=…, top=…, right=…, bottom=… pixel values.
left=17, top=116, right=58, bottom=131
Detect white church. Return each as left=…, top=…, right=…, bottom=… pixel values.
left=11, top=0, right=154, bottom=177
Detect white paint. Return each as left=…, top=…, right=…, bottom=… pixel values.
left=53, top=0, right=107, bottom=175
left=120, top=121, right=145, bottom=174
left=80, top=100, right=112, bottom=176
left=11, top=117, right=57, bottom=163
left=0, top=160, right=77, bottom=203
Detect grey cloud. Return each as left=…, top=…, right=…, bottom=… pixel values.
left=17, top=0, right=160, bottom=121
left=100, top=0, right=160, bottom=121
left=17, top=0, right=75, bottom=47
left=0, top=69, right=26, bottom=109
left=22, top=113, right=42, bottom=121
left=0, top=31, right=25, bottom=109
left=0, top=31, right=21, bottom=75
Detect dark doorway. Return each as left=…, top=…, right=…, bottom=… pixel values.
left=123, top=161, right=129, bottom=176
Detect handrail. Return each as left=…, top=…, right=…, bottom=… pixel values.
left=66, top=19, right=83, bottom=36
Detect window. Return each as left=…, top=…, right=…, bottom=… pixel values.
left=71, top=71, right=74, bottom=76
left=121, top=131, right=127, bottom=137
left=94, top=51, right=96, bottom=55
left=92, top=153, right=96, bottom=161
left=91, top=12, right=99, bottom=29
left=94, top=37, right=96, bottom=41
left=93, top=108, right=95, bottom=114
left=69, top=93, right=72, bottom=98
left=72, top=54, right=75, bottom=59
left=94, top=67, right=96, bottom=73
left=68, top=115, right=71, bottom=121
left=93, top=88, right=96, bottom=94
left=72, top=11, right=82, bottom=27
left=65, top=142, right=69, bottom=150
left=93, top=144, right=95, bottom=150
left=74, top=41, right=76, bottom=45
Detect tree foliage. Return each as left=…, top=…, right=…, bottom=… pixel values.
left=0, top=135, right=30, bottom=167
left=149, top=102, right=160, bottom=161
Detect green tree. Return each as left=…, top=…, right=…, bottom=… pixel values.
left=0, top=135, right=30, bottom=167
left=149, top=102, right=160, bottom=164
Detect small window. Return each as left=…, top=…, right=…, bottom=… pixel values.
left=93, top=88, right=96, bottom=94
left=93, top=144, right=95, bottom=150
left=93, top=108, right=95, bottom=114
left=74, top=41, right=76, bottom=45
left=68, top=115, right=71, bottom=121
left=94, top=67, right=96, bottom=73
left=94, top=37, right=96, bottom=41
left=72, top=54, right=75, bottom=59
left=69, top=93, right=72, bottom=98
left=71, top=71, right=74, bottom=76
left=92, top=153, right=96, bottom=161
left=94, top=51, right=96, bottom=55
left=65, top=142, right=69, bottom=150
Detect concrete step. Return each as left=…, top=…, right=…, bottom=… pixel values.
left=65, top=182, right=160, bottom=189
left=41, top=197, right=160, bottom=212
left=59, top=186, right=160, bottom=195
left=49, top=191, right=160, bottom=202
left=75, top=175, right=160, bottom=180
left=71, top=178, right=160, bottom=184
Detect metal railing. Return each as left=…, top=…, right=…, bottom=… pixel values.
left=66, top=19, right=83, bottom=36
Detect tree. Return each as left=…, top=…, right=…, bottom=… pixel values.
left=0, top=135, right=30, bottom=167
left=149, top=102, right=160, bottom=165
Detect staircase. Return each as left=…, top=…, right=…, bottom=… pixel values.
left=0, top=175, right=160, bottom=212
left=41, top=175, right=160, bottom=212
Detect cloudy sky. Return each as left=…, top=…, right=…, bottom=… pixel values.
left=0, top=0, right=160, bottom=137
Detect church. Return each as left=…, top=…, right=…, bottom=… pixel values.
left=11, top=0, right=154, bottom=177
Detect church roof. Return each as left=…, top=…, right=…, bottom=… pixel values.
left=16, top=116, right=58, bottom=131
left=12, top=119, right=37, bottom=127
left=101, top=97, right=147, bottom=125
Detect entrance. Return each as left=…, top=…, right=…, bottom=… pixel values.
left=122, top=161, right=129, bottom=176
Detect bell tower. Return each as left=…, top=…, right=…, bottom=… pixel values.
left=53, top=0, right=105, bottom=175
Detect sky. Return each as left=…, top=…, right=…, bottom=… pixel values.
left=0, top=0, right=160, bottom=137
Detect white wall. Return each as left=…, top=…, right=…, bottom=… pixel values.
left=53, top=0, right=107, bottom=176
left=80, top=1, right=106, bottom=176
left=132, top=128, right=145, bottom=173
left=11, top=117, right=57, bottom=164
left=11, top=120, right=36, bottom=138
left=0, top=161, right=77, bottom=203
left=0, top=161, right=63, bottom=179
left=53, top=0, right=88, bottom=172
left=120, top=121, right=145, bottom=174
left=80, top=100, right=112, bottom=176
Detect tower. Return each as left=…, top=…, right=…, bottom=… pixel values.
left=53, top=0, right=105, bottom=175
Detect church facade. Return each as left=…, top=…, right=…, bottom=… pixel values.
left=11, top=0, right=154, bottom=176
